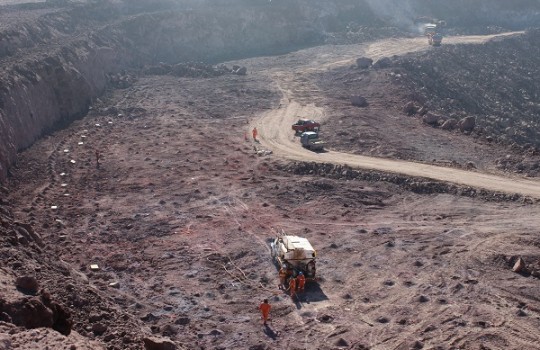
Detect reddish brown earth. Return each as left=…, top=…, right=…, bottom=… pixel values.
left=3, top=34, right=540, bottom=350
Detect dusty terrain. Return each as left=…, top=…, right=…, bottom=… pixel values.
left=1, top=30, right=540, bottom=350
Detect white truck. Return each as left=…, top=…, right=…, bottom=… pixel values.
left=300, top=131, right=325, bottom=151
left=270, top=234, right=316, bottom=279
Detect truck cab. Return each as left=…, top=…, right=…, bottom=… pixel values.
left=300, top=131, right=325, bottom=151
left=292, top=119, right=320, bottom=134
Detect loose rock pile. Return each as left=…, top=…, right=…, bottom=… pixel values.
left=394, top=29, right=540, bottom=148
left=0, top=194, right=154, bottom=349
left=279, top=161, right=531, bottom=202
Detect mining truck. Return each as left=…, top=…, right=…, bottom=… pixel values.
left=300, top=131, right=325, bottom=151
left=270, top=233, right=316, bottom=279
left=428, top=32, right=443, bottom=46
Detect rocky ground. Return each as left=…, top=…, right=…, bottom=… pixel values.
left=2, top=1, right=540, bottom=350
left=2, top=34, right=540, bottom=349
left=318, top=30, right=540, bottom=177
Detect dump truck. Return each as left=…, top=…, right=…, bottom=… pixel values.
left=300, top=131, right=325, bottom=151
left=270, top=233, right=316, bottom=279
left=428, top=32, right=443, bottom=46
left=424, top=23, right=437, bottom=36
left=292, top=119, right=320, bottom=134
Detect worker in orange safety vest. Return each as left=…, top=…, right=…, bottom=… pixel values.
left=287, top=276, right=297, bottom=298
left=259, top=299, right=271, bottom=325
left=297, top=271, right=306, bottom=293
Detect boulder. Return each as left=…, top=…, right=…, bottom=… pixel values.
left=356, top=57, right=373, bottom=69
left=458, top=116, right=476, bottom=132
left=465, top=161, right=476, bottom=169
left=373, top=57, right=392, bottom=68
left=513, top=257, right=526, bottom=273
left=92, top=323, right=107, bottom=335
left=8, top=297, right=54, bottom=329
left=143, top=336, right=177, bottom=350
left=350, top=96, right=368, bottom=107
left=441, top=119, right=458, bottom=130
left=403, top=101, right=417, bottom=115
left=16, top=276, right=39, bottom=294
left=234, top=66, right=247, bottom=75
left=422, top=112, right=440, bottom=126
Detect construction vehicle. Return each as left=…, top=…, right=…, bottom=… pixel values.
left=424, top=23, right=437, bottom=36
left=292, top=119, right=320, bottom=134
left=300, top=131, right=325, bottom=151
left=270, top=232, right=316, bottom=279
left=428, top=32, right=443, bottom=46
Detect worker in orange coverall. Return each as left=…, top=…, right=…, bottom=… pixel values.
left=297, top=271, right=306, bottom=293
left=252, top=127, right=258, bottom=141
left=287, top=276, right=297, bottom=298
left=259, top=299, right=271, bottom=325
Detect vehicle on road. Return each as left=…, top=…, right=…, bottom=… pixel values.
left=292, top=119, right=320, bottom=134
left=300, top=131, right=325, bottom=151
left=428, top=32, right=443, bottom=46
left=270, top=233, right=316, bottom=280
left=424, top=23, right=437, bottom=36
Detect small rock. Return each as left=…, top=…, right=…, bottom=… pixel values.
left=350, top=96, right=368, bottom=107
left=335, top=338, right=350, bottom=347
left=513, top=257, right=526, bottom=273
left=174, top=317, right=190, bottom=325
left=317, top=314, right=334, bottom=323
left=412, top=340, right=424, bottom=349
left=108, top=281, right=120, bottom=289
left=417, top=295, right=429, bottom=303
left=209, top=329, right=224, bottom=337
left=162, top=324, right=179, bottom=336
left=143, top=336, right=177, bottom=350
left=376, top=316, right=389, bottom=323
left=16, top=276, right=39, bottom=294
left=92, top=323, right=107, bottom=335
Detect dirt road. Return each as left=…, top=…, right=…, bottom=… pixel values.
left=254, top=32, right=540, bottom=198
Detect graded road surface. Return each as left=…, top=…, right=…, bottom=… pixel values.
left=253, top=32, right=540, bottom=198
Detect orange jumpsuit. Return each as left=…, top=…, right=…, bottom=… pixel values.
left=252, top=127, right=258, bottom=140
left=297, top=274, right=306, bottom=293
left=259, top=302, right=271, bottom=324
left=288, top=277, right=297, bottom=298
